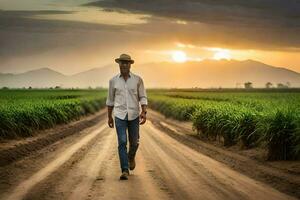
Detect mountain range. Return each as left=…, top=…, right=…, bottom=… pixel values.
left=1, top=59, right=299, bottom=88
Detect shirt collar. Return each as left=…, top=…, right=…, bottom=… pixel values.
left=119, top=72, right=132, bottom=78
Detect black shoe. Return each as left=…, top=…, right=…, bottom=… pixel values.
left=120, top=169, right=129, bottom=180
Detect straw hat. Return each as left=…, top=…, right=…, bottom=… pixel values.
left=115, top=54, right=134, bottom=64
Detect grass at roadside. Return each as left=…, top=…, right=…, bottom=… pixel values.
left=0, top=89, right=107, bottom=139
left=148, top=89, right=300, bottom=160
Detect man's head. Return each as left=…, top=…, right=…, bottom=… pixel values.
left=115, top=54, right=134, bottom=75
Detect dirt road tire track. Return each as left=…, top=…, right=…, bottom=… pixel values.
left=141, top=121, right=295, bottom=200
left=0, top=109, right=298, bottom=200
left=148, top=109, right=300, bottom=198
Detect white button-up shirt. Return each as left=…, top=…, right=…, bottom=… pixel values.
left=106, top=72, right=148, bottom=120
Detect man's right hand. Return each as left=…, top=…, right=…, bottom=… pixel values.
left=108, top=116, right=114, bottom=128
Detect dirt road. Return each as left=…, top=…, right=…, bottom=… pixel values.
left=0, top=111, right=297, bottom=200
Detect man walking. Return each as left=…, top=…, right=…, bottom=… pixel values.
left=106, top=54, right=148, bottom=180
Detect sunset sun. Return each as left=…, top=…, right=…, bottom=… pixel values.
left=172, top=50, right=187, bottom=63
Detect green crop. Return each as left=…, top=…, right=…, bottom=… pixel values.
left=148, top=89, right=300, bottom=160
left=0, top=89, right=107, bottom=139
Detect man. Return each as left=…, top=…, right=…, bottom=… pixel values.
left=106, top=54, right=148, bottom=180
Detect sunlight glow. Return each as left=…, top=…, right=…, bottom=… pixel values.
left=172, top=51, right=187, bottom=63
left=212, top=49, right=231, bottom=60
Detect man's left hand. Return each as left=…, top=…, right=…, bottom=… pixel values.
left=139, top=112, right=147, bottom=125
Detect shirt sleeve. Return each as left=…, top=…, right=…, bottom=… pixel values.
left=138, top=77, right=148, bottom=105
left=106, top=78, right=115, bottom=106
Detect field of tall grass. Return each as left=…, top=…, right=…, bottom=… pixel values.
left=0, top=89, right=107, bottom=139
left=1, top=88, right=299, bottom=161
left=148, top=89, right=300, bottom=160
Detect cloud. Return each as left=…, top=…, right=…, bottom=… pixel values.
left=0, top=9, right=157, bottom=73
left=0, top=10, right=127, bottom=59
left=85, top=0, right=300, bottom=27
left=1, top=1, right=300, bottom=74
left=85, top=0, right=300, bottom=51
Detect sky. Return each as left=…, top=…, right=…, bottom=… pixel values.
left=0, top=0, right=300, bottom=74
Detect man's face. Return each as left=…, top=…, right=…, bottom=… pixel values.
left=119, top=61, right=131, bottom=74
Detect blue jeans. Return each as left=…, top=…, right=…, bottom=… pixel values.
left=115, top=114, right=140, bottom=172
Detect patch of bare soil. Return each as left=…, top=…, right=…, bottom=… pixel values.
left=0, top=109, right=297, bottom=200
left=0, top=109, right=106, bottom=167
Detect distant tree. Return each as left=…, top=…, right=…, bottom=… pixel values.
left=28, top=86, right=32, bottom=90
left=265, top=82, right=273, bottom=88
left=277, top=83, right=288, bottom=88
left=55, top=86, right=61, bottom=89
left=1, top=86, right=9, bottom=90
left=244, top=82, right=253, bottom=89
